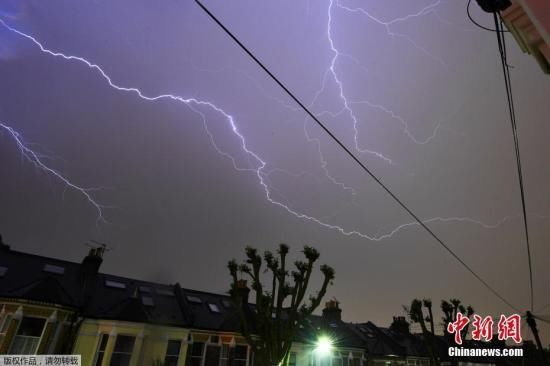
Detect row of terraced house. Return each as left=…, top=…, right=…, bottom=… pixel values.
left=0, top=240, right=521, bottom=366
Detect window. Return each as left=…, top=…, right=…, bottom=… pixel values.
left=110, top=335, right=135, bottom=366
left=142, top=296, right=154, bottom=307
left=233, top=345, right=248, bottom=366
left=0, top=313, right=13, bottom=348
left=43, top=264, right=65, bottom=274
left=349, top=358, right=361, bottom=366
left=94, top=334, right=109, bottom=366
left=289, top=352, right=297, bottom=366
left=204, top=344, right=221, bottom=366
left=157, top=288, right=175, bottom=297
left=139, top=286, right=151, bottom=293
left=164, top=340, right=182, bottom=366
left=319, top=357, right=330, bottom=366
left=105, top=280, right=126, bottom=289
left=9, top=317, right=46, bottom=354
left=220, top=344, right=230, bottom=366
left=222, top=299, right=232, bottom=308
left=208, top=303, right=220, bottom=313
left=186, top=295, right=202, bottom=304
left=0, top=266, right=7, bottom=277
left=0, top=313, right=12, bottom=334
left=186, top=342, right=204, bottom=366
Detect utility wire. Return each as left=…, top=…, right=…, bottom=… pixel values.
left=467, top=0, right=509, bottom=33
left=537, top=302, right=550, bottom=314
left=493, top=12, right=534, bottom=312
left=533, top=315, right=550, bottom=325
left=195, top=0, right=520, bottom=313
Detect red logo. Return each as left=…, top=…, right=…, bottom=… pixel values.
left=447, top=313, right=522, bottom=344
left=447, top=312, right=470, bottom=345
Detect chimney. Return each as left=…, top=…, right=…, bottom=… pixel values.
left=322, top=299, right=342, bottom=322
left=234, top=279, right=250, bottom=306
left=0, top=234, right=10, bottom=251
left=389, top=316, right=410, bottom=334
left=81, top=247, right=104, bottom=275
left=78, top=247, right=105, bottom=308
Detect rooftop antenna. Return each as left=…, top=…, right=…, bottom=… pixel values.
left=84, top=240, right=112, bottom=257
left=85, top=240, right=111, bottom=251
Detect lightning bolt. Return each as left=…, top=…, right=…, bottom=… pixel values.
left=0, top=121, right=108, bottom=223
left=0, top=16, right=521, bottom=242
left=290, top=0, right=449, bottom=207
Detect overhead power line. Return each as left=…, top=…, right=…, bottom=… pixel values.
left=493, top=12, right=534, bottom=312
left=195, top=0, right=520, bottom=313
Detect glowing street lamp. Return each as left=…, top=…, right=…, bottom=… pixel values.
left=314, top=336, right=333, bottom=357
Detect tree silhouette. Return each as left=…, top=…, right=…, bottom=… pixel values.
left=405, top=298, right=440, bottom=366
left=441, top=298, right=474, bottom=342
left=228, top=244, right=335, bottom=366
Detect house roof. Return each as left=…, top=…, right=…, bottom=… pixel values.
left=352, top=322, right=406, bottom=357
left=0, top=246, right=507, bottom=365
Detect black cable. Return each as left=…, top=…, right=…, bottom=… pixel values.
left=195, top=0, right=521, bottom=313
left=533, top=315, right=550, bottom=325
left=494, top=12, right=534, bottom=312
left=467, top=0, right=510, bottom=33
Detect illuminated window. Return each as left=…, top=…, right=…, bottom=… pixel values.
left=9, top=317, right=46, bottom=354
left=164, top=339, right=182, bottom=366
left=110, top=335, right=135, bottom=366
left=94, top=334, right=109, bottom=366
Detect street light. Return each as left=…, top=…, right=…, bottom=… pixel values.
left=314, top=336, right=333, bottom=357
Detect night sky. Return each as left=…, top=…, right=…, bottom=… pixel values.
left=1, top=0, right=550, bottom=340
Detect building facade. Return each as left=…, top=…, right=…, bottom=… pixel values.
left=0, top=242, right=518, bottom=365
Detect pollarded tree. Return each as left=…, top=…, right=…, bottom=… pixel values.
left=228, top=244, right=335, bottom=366
left=441, top=298, right=474, bottom=342
left=405, top=298, right=440, bottom=366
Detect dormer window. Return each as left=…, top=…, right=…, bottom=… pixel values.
left=156, top=288, right=174, bottom=297
left=186, top=295, right=202, bottom=304
left=105, top=280, right=126, bottom=289
left=43, top=264, right=65, bottom=275
left=142, top=296, right=154, bottom=307
left=208, top=303, right=220, bottom=313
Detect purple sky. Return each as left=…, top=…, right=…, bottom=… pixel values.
left=1, top=0, right=550, bottom=341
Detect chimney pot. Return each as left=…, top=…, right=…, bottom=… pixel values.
left=322, top=298, right=342, bottom=322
